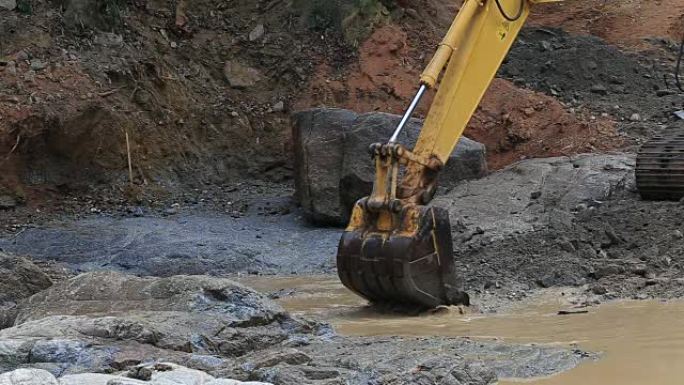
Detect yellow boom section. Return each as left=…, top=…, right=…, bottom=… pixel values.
left=414, top=0, right=559, bottom=163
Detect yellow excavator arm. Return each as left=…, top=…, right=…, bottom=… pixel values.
left=337, top=0, right=562, bottom=308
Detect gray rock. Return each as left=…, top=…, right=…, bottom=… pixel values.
left=93, top=32, right=124, bottom=47
left=271, top=101, right=284, bottom=113
left=591, top=284, right=608, bottom=295
left=59, top=373, right=147, bottom=385
left=590, top=84, right=608, bottom=95
left=241, top=349, right=311, bottom=370
left=60, top=366, right=272, bottom=385
left=206, top=381, right=271, bottom=385
left=224, top=61, right=261, bottom=89
left=5, top=61, right=16, bottom=76
left=0, top=0, right=16, bottom=10
left=15, top=271, right=288, bottom=328
left=29, top=59, right=47, bottom=71
left=147, top=363, right=215, bottom=384
left=248, top=24, right=265, bottom=42
left=60, top=363, right=273, bottom=385
left=593, top=264, right=625, bottom=279
left=14, top=51, right=28, bottom=62
left=0, top=369, right=58, bottom=385
left=293, top=108, right=488, bottom=226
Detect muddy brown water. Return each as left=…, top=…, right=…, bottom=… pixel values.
left=238, top=275, right=684, bottom=385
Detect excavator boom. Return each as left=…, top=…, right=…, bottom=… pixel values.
left=337, top=0, right=561, bottom=308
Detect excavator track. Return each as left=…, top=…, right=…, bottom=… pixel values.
left=636, top=130, right=684, bottom=200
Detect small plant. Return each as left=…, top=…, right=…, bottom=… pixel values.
left=16, top=0, right=31, bottom=14
left=61, top=0, right=126, bottom=32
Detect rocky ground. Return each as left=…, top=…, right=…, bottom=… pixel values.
left=1, top=0, right=684, bottom=384
left=0, top=261, right=593, bottom=385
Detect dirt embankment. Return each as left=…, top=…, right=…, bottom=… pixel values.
left=0, top=0, right=357, bottom=207
left=530, top=0, right=684, bottom=49
left=1, top=0, right=680, bottom=211
left=295, top=21, right=624, bottom=171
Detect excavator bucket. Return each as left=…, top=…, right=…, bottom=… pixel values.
left=337, top=202, right=469, bottom=308
left=334, top=0, right=548, bottom=308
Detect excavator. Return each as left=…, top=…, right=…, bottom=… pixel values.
left=336, top=0, right=684, bottom=308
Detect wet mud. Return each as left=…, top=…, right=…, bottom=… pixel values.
left=241, top=275, right=684, bottom=385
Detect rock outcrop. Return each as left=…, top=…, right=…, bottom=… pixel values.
left=0, top=271, right=591, bottom=384
left=0, top=272, right=321, bottom=376
left=435, top=153, right=635, bottom=241
left=293, top=108, right=488, bottom=226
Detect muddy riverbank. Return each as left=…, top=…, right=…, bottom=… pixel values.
left=239, top=275, right=684, bottom=385
left=4, top=153, right=684, bottom=309
left=1, top=152, right=683, bottom=383
left=0, top=267, right=592, bottom=385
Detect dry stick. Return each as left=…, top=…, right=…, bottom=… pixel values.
left=125, top=130, right=133, bottom=185
left=7, top=134, right=20, bottom=157
left=0, top=134, right=22, bottom=166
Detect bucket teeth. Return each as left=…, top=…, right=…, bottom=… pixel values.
left=337, top=205, right=469, bottom=308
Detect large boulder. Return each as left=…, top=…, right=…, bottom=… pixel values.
left=292, top=109, right=357, bottom=225
left=293, top=108, right=488, bottom=226
left=0, top=253, right=52, bottom=329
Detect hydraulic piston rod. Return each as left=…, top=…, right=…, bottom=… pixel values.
left=388, top=84, right=428, bottom=143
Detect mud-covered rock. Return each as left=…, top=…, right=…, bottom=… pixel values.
left=0, top=272, right=318, bottom=375
left=293, top=108, right=487, bottom=226
left=435, top=153, right=635, bottom=241
left=255, top=335, right=590, bottom=385
left=0, top=253, right=52, bottom=329
left=224, top=61, right=262, bottom=89
left=0, top=254, right=52, bottom=305
left=436, top=153, right=648, bottom=299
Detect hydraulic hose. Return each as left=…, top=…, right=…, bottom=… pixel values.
left=495, top=0, right=524, bottom=22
